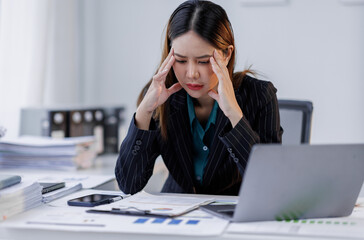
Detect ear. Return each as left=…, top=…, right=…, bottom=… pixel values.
left=223, top=45, right=234, bottom=66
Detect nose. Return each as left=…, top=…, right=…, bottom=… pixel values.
left=186, top=62, right=199, bottom=79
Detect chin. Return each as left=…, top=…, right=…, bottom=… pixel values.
left=185, top=90, right=200, bottom=98
left=185, top=90, right=208, bottom=99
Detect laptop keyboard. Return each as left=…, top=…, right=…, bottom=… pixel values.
left=201, top=204, right=236, bottom=218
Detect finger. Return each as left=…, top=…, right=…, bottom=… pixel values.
left=208, top=89, right=219, bottom=102
left=210, top=56, right=225, bottom=81
left=154, top=56, right=175, bottom=82
left=213, top=49, right=226, bottom=69
left=159, top=49, right=173, bottom=73
left=158, top=48, right=174, bottom=73
left=162, top=55, right=175, bottom=73
left=153, top=70, right=166, bottom=82
left=167, top=82, right=182, bottom=95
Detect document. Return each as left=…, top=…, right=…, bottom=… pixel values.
left=1, top=173, right=113, bottom=204
left=2, top=189, right=229, bottom=236
left=226, top=197, right=364, bottom=239
left=35, top=174, right=114, bottom=189
left=0, top=136, right=97, bottom=170
left=0, top=136, right=80, bottom=155
left=0, top=181, right=42, bottom=221
left=16, top=173, right=114, bottom=189
left=88, top=191, right=214, bottom=217
left=42, top=182, right=82, bottom=203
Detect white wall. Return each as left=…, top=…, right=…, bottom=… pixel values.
left=79, top=0, right=184, bottom=120
left=0, top=0, right=81, bottom=138
left=79, top=0, right=364, bottom=144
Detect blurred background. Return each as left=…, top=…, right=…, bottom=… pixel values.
left=0, top=0, right=363, bottom=144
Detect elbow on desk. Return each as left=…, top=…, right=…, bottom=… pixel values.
left=114, top=165, right=146, bottom=195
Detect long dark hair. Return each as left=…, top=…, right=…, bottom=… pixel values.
left=138, top=0, right=249, bottom=139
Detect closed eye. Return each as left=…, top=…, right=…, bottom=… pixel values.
left=175, top=60, right=187, bottom=64
left=198, top=60, right=210, bottom=64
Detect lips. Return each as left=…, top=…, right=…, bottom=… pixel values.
left=186, top=84, right=203, bottom=90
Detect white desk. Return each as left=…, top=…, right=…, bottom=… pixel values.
left=1, top=155, right=363, bottom=240
left=0, top=230, right=342, bottom=240
left=2, top=228, right=322, bottom=240
left=2, top=194, right=361, bottom=240
left=3, top=191, right=359, bottom=240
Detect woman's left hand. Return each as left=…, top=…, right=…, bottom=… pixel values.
left=208, top=50, right=243, bottom=127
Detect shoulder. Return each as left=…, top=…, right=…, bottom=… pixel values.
left=234, top=73, right=278, bottom=107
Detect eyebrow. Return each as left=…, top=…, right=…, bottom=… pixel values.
left=174, top=53, right=212, bottom=59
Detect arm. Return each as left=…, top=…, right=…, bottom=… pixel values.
left=208, top=50, right=282, bottom=174
left=218, top=81, right=282, bottom=174
left=115, top=114, right=160, bottom=194
left=116, top=48, right=182, bottom=194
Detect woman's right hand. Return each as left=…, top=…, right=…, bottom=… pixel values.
left=135, top=48, right=182, bottom=130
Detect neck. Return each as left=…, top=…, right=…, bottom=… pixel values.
left=195, top=94, right=214, bottom=109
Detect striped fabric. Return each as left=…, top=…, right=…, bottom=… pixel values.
left=115, top=75, right=283, bottom=195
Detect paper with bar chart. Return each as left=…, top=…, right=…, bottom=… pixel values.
left=227, top=198, right=364, bottom=239
left=2, top=205, right=229, bottom=236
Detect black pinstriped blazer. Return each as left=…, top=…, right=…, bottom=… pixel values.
left=115, top=75, right=283, bottom=195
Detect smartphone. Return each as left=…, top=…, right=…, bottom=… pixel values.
left=67, top=194, right=122, bottom=207
left=39, top=182, right=65, bottom=194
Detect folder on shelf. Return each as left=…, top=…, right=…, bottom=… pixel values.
left=69, top=110, right=84, bottom=137
left=49, top=111, right=68, bottom=138
left=93, top=109, right=105, bottom=154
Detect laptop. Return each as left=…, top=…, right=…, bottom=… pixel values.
left=200, top=144, right=364, bottom=222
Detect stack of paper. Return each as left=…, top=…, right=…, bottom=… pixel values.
left=0, top=180, right=42, bottom=221
left=0, top=136, right=97, bottom=170
left=42, top=182, right=82, bottom=203
left=89, top=191, right=215, bottom=217
left=23, top=173, right=114, bottom=203
left=2, top=189, right=229, bottom=237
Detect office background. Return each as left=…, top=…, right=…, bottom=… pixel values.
left=0, top=0, right=363, bottom=144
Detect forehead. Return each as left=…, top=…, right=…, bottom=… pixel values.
left=171, top=31, right=214, bottom=56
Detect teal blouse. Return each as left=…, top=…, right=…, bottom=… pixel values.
left=187, top=94, right=218, bottom=184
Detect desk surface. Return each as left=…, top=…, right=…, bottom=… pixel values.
left=3, top=192, right=360, bottom=240
left=0, top=154, right=168, bottom=193
left=1, top=155, right=364, bottom=240
left=2, top=195, right=362, bottom=240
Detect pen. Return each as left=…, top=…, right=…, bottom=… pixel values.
left=98, top=196, right=123, bottom=205
left=111, top=207, right=151, bottom=215
left=107, top=196, right=123, bottom=203
left=86, top=208, right=152, bottom=217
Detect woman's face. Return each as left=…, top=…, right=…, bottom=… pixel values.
left=171, top=31, right=221, bottom=99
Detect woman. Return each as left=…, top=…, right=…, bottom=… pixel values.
left=115, top=0, right=282, bottom=195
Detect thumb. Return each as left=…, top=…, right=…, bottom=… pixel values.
left=168, top=82, right=183, bottom=95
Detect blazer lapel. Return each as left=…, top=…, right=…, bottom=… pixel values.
left=202, top=107, right=229, bottom=185
left=203, top=90, right=244, bottom=185
left=168, top=91, right=195, bottom=189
